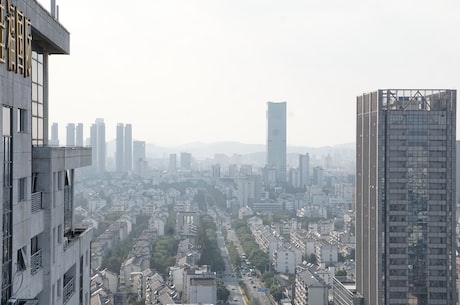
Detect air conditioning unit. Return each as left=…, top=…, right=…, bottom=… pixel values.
left=6, top=299, right=18, bottom=305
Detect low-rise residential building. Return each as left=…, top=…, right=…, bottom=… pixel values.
left=183, top=266, right=217, bottom=304
left=293, top=263, right=328, bottom=305
left=315, top=241, right=339, bottom=265
left=332, top=277, right=363, bottom=305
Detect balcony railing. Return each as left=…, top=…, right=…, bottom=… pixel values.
left=63, top=277, right=75, bottom=304
left=31, top=192, right=42, bottom=213
left=31, top=249, right=42, bottom=275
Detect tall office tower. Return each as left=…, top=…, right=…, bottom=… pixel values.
left=75, top=123, right=84, bottom=146
left=299, top=153, right=310, bottom=188
left=50, top=122, right=59, bottom=146
left=133, top=141, right=146, bottom=176
left=266, top=101, right=287, bottom=184
left=181, top=152, right=192, bottom=171
left=169, top=154, right=177, bottom=173
left=116, top=123, right=124, bottom=172
left=212, top=164, right=221, bottom=181
left=356, top=89, right=457, bottom=305
left=0, top=2, right=93, bottom=304
left=66, top=123, right=76, bottom=146
left=312, top=166, right=324, bottom=186
left=124, top=124, right=132, bottom=172
left=90, top=118, right=106, bottom=174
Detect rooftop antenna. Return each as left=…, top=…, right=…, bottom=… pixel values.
left=50, top=0, right=56, bottom=18
left=51, top=0, right=59, bottom=20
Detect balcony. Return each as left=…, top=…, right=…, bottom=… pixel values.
left=31, top=192, right=42, bottom=213
left=31, top=249, right=42, bottom=275
left=64, top=228, right=89, bottom=251
left=63, top=277, right=75, bottom=304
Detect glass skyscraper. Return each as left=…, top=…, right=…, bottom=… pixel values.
left=266, top=101, right=287, bottom=184
left=356, top=89, right=456, bottom=305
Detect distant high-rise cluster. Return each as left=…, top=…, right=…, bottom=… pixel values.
left=356, top=89, right=457, bottom=305
left=91, top=118, right=106, bottom=174
left=116, top=123, right=133, bottom=173
left=50, top=122, right=59, bottom=146
left=76, top=123, right=84, bottom=146
left=65, top=122, right=84, bottom=147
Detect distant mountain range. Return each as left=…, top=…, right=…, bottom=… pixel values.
left=144, top=141, right=355, bottom=159
left=106, top=140, right=355, bottom=159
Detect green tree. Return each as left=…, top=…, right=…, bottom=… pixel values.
left=335, top=270, right=347, bottom=276
left=217, top=279, right=230, bottom=301
left=308, top=253, right=317, bottom=265
left=195, top=215, right=225, bottom=272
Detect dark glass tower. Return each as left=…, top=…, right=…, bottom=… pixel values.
left=356, top=89, right=456, bottom=305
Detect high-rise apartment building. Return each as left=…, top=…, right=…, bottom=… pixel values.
left=116, top=123, right=132, bottom=173
left=299, top=153, right=310, bottom=188
left=116, top=123, right=124, bottom=172
left=75, top=123, right=83, bottom=146
left=124, top=124, right=132, bottom=172
left=169, top=153, right=177, bottom=173
left=66, top=123, right=75, bottom=146
left=133, top=141, right=146, bottom=176
left=266, top=101, right=287, bottom=184
left=356, top=89, right=456, bottom=305
left=0, top=2, right=93, bottom=304
left=181, top=152, right=192, bottom=171
left=90, top=118, right=106, bottom=174
left=50, top=122, right=59, bottom=146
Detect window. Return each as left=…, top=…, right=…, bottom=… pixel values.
left=52, top=284, right=55, bottom=304
left=53, top=228, right=56, bottom=263
left=58, top=225, right=62, bottom=244
left=17, top=247, right=27, bottom=271
left=17, top=108, right=26, bottom=132
left=18, top=177, right=26, bottom=202
left=31, top=235, right=39, bottom=254
left=58, top=171, right=64, bottom=190
left=31, top=51, right=44, bottom=146
left=57, top=278, right=61, bottom=298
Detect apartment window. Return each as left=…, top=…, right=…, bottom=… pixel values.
left=57, top=278, right=61, bottom=298
left=31, top=236, right=39, bottom=254
left=31, top=51, right=44, bottom=146
left=58, top=171, right=64, bottom=190
left=17, top=247, right=27, bottom=271
left=53, top=227, right=56, bottom=263
left=18, top=177, right=26, bottom=202
left=58, top=225, right=62, bottom=244
left=17, top=108, right=26, bottom=132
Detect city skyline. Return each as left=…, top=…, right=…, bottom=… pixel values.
left=37, top=0, right=460, bottom=147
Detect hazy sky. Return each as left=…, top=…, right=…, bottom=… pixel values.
left=39, top=0, right=460, bottom=147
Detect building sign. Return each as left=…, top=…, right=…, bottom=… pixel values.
left=0, top=0, right=32, bottom=77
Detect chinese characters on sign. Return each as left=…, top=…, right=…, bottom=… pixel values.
left=0, top=0, right=32, bottom=77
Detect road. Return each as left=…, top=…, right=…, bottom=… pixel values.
left=225, top=223, right=274, bottom=305
left=209, top=208, right=246, bottom=305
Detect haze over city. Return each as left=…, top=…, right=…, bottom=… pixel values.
left=38, top=0, right=460, bottom=147
left=3, top=1, right=460, bottom=304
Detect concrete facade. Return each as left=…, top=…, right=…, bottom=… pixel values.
left=0, top=2, right=92, bottom=304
